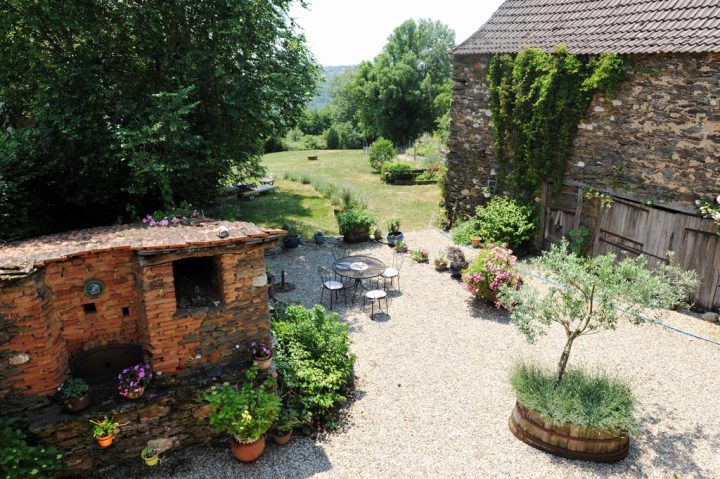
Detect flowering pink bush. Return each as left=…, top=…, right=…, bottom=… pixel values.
left=118, top=363, right=152, bottom=397
left=142, top=202, right=203, bottom=227
left=462, top=243, right=521, bottom=308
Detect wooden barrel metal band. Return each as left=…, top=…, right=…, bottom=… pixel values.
left=515, top=402, right=627, bottom=443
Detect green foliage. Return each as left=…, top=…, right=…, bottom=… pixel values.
left=0, top=0, right=318, bottom=240
left=272, top=305, right=355, bottom=429
left=474, top=197, right=536, bottom=251
left=0, top=422, right=63, bottom=479
left=462, top=244, right=520, bottom=307
left=203, top=367, right=281, bottom=443
left=274, top=404, right=302, bottom=434
left=61, top=377, right=89, bottom=399
left=336, top=208, right=375, bottom=234
left=488, top=46, right=627, bottom=199
left=89, top=417, right=120, bottom=438
left=499, top=240, right=699, bottom=382
left=387, top=218, right=401, bottom=234
left=567, top=225, right=591, bottom=256
left=510, top=364, right=637, bottom=433
left=450, top=220, right=479, bottom=246
left=381, top=161, right=415, bottom=183
left=368, top=138, right=396, bottom=172
left=282, top=128, right=327, bottom=151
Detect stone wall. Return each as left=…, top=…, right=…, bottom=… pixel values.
left=446, top=52, right=720, bottom=219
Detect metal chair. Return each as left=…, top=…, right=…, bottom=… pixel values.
left=364, top=289, right=389, bottom=320
left=330, top=245, right=350, bottom=260
left=318, top=266, right=346, bottom=310
left=381, top=252, right=405, bottom=291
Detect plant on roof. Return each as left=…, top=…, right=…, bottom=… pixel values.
left=142, top=201, right=203, bottom=227
left=498, top=240, right=698, bottom=384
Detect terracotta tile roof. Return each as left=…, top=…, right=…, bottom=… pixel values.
left=454, top=0, right=720, bottom=55
left=0, top=221, right=284, bottom=273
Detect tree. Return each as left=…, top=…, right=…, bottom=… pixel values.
left=499, top=241, right=698, bottom=383
left=0, top=0, right=318, bottom=240
left=338, top=19, right=455, bottom=144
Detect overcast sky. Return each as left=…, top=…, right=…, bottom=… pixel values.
left=289, top=0, right=505, bottom=66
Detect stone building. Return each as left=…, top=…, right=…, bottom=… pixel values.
left=0, top=221, right=282, bottom=474
left=447, top=0, right=720, bottom=310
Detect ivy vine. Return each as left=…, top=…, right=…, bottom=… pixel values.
left=488, top=45, right=627, bottom=199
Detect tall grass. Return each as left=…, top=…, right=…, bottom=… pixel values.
left=510, top=363, right=637, bottom=433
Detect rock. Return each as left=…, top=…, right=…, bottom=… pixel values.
left=193, top=404, right=212, bottom=420
left=147, top=438, right=175, bottom=453
left=8, top=352, right=30, bottom=365
left=701, top=312, right=719, bottom=323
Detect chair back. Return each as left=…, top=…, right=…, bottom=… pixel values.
left=318, top=265, right=333, bottom=284
left=391, top=251, right=406, bottom=271
left=330, top=246, right=348, bottom=260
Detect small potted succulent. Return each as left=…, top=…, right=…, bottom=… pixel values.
left=386, top=218, right=404, bottom=246
left=313, top=230, right=326, bottom=245
left=141, top=446, right=160, bottom=466
left=118, top=363, right=151, bottom=400
left=90, top=417, right=121, bottom=448
left=446, top=246, right=468, bottom=279
left=250, top=340, right=272, bottom=371
left=411, top=248, right=429, bottom=263
left=61, top=377, right=90, bottom=412
left=433, top=252, right=448, bottom=271
left=203, top=367, right=281, bottom=462
left=272, top=405, right=301, bottom=446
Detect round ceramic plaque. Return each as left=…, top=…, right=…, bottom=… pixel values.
left=83, top=279, right=105, bottom=298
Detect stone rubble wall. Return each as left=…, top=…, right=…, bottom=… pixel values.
left=446, top=52, right=720, bottom=219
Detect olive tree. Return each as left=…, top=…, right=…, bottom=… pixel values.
left=500, top=241, right=698, bottom=384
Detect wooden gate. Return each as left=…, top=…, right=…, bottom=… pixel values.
left=542, top=183, right=720, bottom=311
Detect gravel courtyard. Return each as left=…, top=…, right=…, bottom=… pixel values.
left=118, top=229, right=720, bottom=479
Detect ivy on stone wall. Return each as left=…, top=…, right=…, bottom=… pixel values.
left=488, top=46, right=626, bottom=199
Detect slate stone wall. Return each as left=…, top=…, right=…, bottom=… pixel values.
left=446, top=52, right=720, bottom=219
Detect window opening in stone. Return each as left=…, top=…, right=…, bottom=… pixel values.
left=83, top=303, right=97, bottom=314
left=122, top=306, right=130, bottom=317
left=172, top=256, right=221, bottom=309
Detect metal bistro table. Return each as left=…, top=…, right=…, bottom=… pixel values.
left=332, top=255, right=386, bottom=303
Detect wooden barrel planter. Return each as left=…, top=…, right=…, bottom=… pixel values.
left=343, top=229, right=370, bottom=243
left=508, top=401, right=629, bottom=463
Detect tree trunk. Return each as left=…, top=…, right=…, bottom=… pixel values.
left=556, top=336, right=575, bottom=385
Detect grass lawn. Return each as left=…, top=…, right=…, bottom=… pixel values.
left=214, top=179, right=339, bottom=235
left=262, top=149, right=440, bottom=232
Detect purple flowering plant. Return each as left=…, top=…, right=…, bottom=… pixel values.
left=142, top=201, right=203, bottom=227
left=462, top=243, right=521, bottom=309
left=118, top=363, right=152, bottom=397
left=250, top=340, right=272, bottom=359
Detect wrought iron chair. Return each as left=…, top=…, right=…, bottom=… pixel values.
left=318, top=266, right=346, bottom=310
left=381, top=251, right=405, bottom=291
left=330, top=245, right=350, bottom=261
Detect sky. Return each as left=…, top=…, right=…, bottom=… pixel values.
left=289, top=0, right=505, bottom=66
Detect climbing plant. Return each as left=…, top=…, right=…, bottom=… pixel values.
left=488, top=46, right=626, bottom=200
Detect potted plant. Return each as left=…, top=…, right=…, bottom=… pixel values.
left=446, top=246, right=468, bottom=279
left=336, top=208, right=374, bottom=243
left=313, top=230, right=326, bottom=245
left=272, top=405, right=301, bottom=446
left=118, top=363, right=151, bottom=400
left=250, top=340, right=272, bottom=371
left=61, top=377, right=90, bottom=412
left=433, top=252, right=448, bottom=271
left=462, top=243, right=521, bottom=308
left=411, top=248, right=429, bottom=263
left=281, top=223, right=301, bottom=249
left=141, top=446, right=160, bottom=466
left=499, top=241, right=698, bottom=462
left=90, top=417, right=121, bottom=448
left=394, top=240, right=408, bottom=253
left=386, top=218, right=403, bottom=246
left=203, top=367, right=281, bottom=462
left=471, top=237, right=482, bottom=248
left=373, top=228, right=382, bottom=241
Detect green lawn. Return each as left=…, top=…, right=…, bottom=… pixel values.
left=262, top=149, right=440, bottom=232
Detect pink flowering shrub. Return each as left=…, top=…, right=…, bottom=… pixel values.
left=142, top=202, right=203, bottom=227
left=462, top=243, right=521, bottom=308
left=118, top=363, right=152, bottom=397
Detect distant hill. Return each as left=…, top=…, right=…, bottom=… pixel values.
left=306, top=65, right=357, bottom=110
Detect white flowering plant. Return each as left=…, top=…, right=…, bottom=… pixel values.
left=696, top=195, right=720, bottom=234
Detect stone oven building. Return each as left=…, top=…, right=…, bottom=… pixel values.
left=447, top=0, right=720, bottom=310
left=0, top=221, right=282, bottom=412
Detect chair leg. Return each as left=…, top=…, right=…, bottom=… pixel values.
left=330, top=289, right=334, bottom=310
left=343, top=287, right=348, bottom=305
left=320, top=288, right=325, bottom=305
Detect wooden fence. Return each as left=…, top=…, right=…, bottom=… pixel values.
left=540, top=181, right=720, bottom=311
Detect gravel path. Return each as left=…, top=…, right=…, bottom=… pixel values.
left=117, top=229, right=720, bottom=479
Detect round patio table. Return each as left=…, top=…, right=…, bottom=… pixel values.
left=332, top=255, right=386, bottom=302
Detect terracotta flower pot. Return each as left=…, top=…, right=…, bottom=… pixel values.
left=253, top=355, right=272, bottom=371
left=64, top=394, right=90, bottom=412
left=230, top=437, right=265, bottom=462
left=272, top=430, right=292, bottom=446
left=471, top=237, right=482, bottom=248
left=97, top=434, right=114, bottom=448
left=124, top=387, right=145, bottom=400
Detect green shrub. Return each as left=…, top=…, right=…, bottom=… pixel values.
left=381, top=161, right=415, bottom=183
left=336, top=208, right=374, bottom=235
left=510, top=364, right=637, bottom=433
left=272, top=305, right=355, bottom=429
left=325, top=125, right=340, bottom=149
left=0, top=422, right=64, bottom=479
left=368, top=138, right=395, bottom=172
left=474, top=196, right=536, bottom=251
left=203, top=367, right=281, bottom=443
left=450, top=220, right=479, bottom=245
